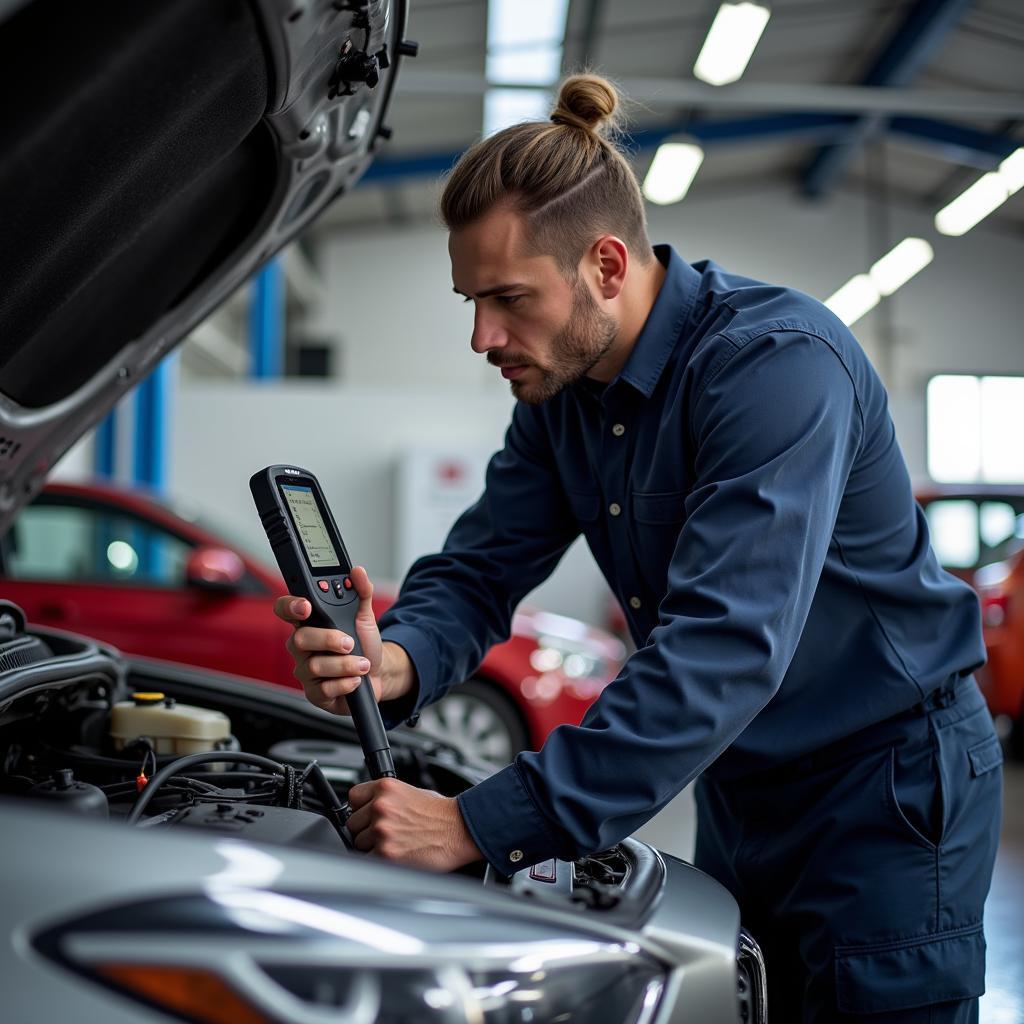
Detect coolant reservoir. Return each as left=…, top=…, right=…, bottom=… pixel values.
left=110, top=692, right=231, bottom=755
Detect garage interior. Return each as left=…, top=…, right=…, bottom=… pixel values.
left=6, top=0, right=1022, bottom=1018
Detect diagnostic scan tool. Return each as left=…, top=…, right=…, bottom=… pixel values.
left=251, top=465, right=396, bottom=779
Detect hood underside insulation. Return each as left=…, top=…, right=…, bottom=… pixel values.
left=0, top=0, right=274, bottom=407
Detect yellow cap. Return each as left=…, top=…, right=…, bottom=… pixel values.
left=131, top=692, right=166, bottom=705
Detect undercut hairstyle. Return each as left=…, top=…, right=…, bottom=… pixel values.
left=440, top=74, right=655, bottom=275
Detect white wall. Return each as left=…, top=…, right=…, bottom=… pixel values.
left=644, top=186, right=1024, bottom=482
left=124, top=182, right=1022, bottom=627
left=307, top=183, right=1023, bottom=481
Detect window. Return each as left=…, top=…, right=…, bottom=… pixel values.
left=926, top=500, right=979, bottom=568
left=4, top=501, right=193, bottom=587
left=924, top=497, right=1024, bottom=571
left=927, top=374, right=1024, bottom=483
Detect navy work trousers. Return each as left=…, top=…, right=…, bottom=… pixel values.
left=695, top=677, right=1003, bottom=1022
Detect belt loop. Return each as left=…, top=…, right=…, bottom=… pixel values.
left=930, top=675, right=960, bottom=711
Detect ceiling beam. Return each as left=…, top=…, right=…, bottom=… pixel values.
left=634, top=113, right=858, bottom=150
left=361, top=112, right=1020, bottom=188
left=363, top=113, right=858, bottom=185
left=888, top=116, right=1019, bottom=169
left=800, top=0, right=974, bottom=198
left=394, top=70, right=1024, bottom=120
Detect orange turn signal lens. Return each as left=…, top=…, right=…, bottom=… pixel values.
left=96, top=964, right=270, bottom=1024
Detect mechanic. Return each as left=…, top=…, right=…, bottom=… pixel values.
left=275, top=74, right=1001, bottom=1021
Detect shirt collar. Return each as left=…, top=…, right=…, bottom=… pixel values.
left=615, top=244, right=702, bottom=399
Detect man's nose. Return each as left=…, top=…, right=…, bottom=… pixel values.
left=470, top=308, right=507, bottom=354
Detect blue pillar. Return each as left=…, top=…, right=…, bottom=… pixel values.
left=132, top=358, right=172, bottom=493
left=132, top=358, right=173, bottom=578
left=250, top=258, right=284, bottom=378
left=94, top=410, right=117, bottom=478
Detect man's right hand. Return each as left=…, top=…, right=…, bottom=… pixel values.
left=273, top=565, right=413, bottom=716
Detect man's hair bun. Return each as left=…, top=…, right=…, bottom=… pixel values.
left=550, top=74, right=621, bottom=136
left=441, top=71, right=652, bottom=276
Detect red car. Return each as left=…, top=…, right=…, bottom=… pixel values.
left=0, top=481, right=624, bottom=764
left=917, top=485, right=1024, bottom=754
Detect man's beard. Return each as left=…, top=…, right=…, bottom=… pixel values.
left=495, top=279, right=618, bottom=405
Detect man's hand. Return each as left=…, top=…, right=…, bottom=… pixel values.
left=273, top=566, right=413, bottom=715
left=346, top=778, right=482, bottom=872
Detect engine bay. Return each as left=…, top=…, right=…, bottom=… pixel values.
left=0, top=610, right=765, bottom=1021
left=0, top=672, right=466, bottom=858
left=0, top=611, right=658, bottom=918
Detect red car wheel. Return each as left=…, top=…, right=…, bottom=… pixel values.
left=416, top=678, right=529, bottom=765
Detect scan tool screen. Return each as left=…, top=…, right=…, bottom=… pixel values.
left=281, top=484, right=341, bottom=569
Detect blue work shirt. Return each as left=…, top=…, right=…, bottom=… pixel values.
left=377, top=244, right=985, bottom=874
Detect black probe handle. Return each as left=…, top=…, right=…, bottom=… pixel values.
left=315, top=600, right=396, bottom=780
left=249, top=466, right=395, bottom=781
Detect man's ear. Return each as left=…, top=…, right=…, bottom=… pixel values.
left=585, top=235, right=628, bottom=300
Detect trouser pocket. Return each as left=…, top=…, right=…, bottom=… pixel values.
left=834, top=924, right=985, bottom=1014
left=886, top=702, right=1003, bottom=854
left=933, top=705, right=1003, bottom=845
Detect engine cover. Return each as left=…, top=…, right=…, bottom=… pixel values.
left=167, top=802, right=344, bottom=855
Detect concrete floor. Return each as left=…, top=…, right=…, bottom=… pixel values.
left=632, top=758, right=1024, bottom=1020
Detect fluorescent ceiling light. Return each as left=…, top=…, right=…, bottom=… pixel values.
left=824, top=274, right=880, bottom=327
left=642, top=141, right=705, bottom=205
left=998, top=147, right=1024, bottom=194
left=693, top=3, right=771, bottom=87
left=869, top=237, right=933, bottom=297
left=932, top=146, right=1024, bottom=236
left=934, top=172, right=1009, bottom=236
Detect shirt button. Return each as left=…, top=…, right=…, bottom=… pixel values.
left=612, top=423, right=626, bottom=437
left=509, top=849, right=524, bottom=864
left=609, top=502, right=622, bottom=517
left=629, top=596, right=642, bottom=610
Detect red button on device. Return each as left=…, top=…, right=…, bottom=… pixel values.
left=343, top=577, right=353, bottom=590
left=317, top=580, right=330, bottom=592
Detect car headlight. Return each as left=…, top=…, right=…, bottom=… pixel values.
left=37, top=887, right=665, bottom=1024
left=527, top=611, right=624, bottom=679
left=530, top=638, right=609, bottom=680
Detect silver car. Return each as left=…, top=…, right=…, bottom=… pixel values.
left=0, top=0, right=766, bottom=1021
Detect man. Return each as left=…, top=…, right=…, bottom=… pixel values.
left=275, top=74, right=1001, bottom=1020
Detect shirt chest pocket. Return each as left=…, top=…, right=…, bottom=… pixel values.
left=631, top=490, right=688, bottom=577
left=632, top=491, right=688, bottom=524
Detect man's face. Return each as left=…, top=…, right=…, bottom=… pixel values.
left=449, top=206, right=619, bottom=404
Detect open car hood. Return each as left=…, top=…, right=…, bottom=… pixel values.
left=0, top=0, right=410, bottom=531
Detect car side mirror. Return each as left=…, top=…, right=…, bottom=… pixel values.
left=185, top=546, right=246, bottom=592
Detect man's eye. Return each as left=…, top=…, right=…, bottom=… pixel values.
left=496, top=295, right=524, bottom=307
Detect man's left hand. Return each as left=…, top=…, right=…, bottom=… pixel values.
left=346, top=777, right=482, bottom=872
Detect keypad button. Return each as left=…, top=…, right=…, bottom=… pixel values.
left=317, top=580, right=330, bottom=592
